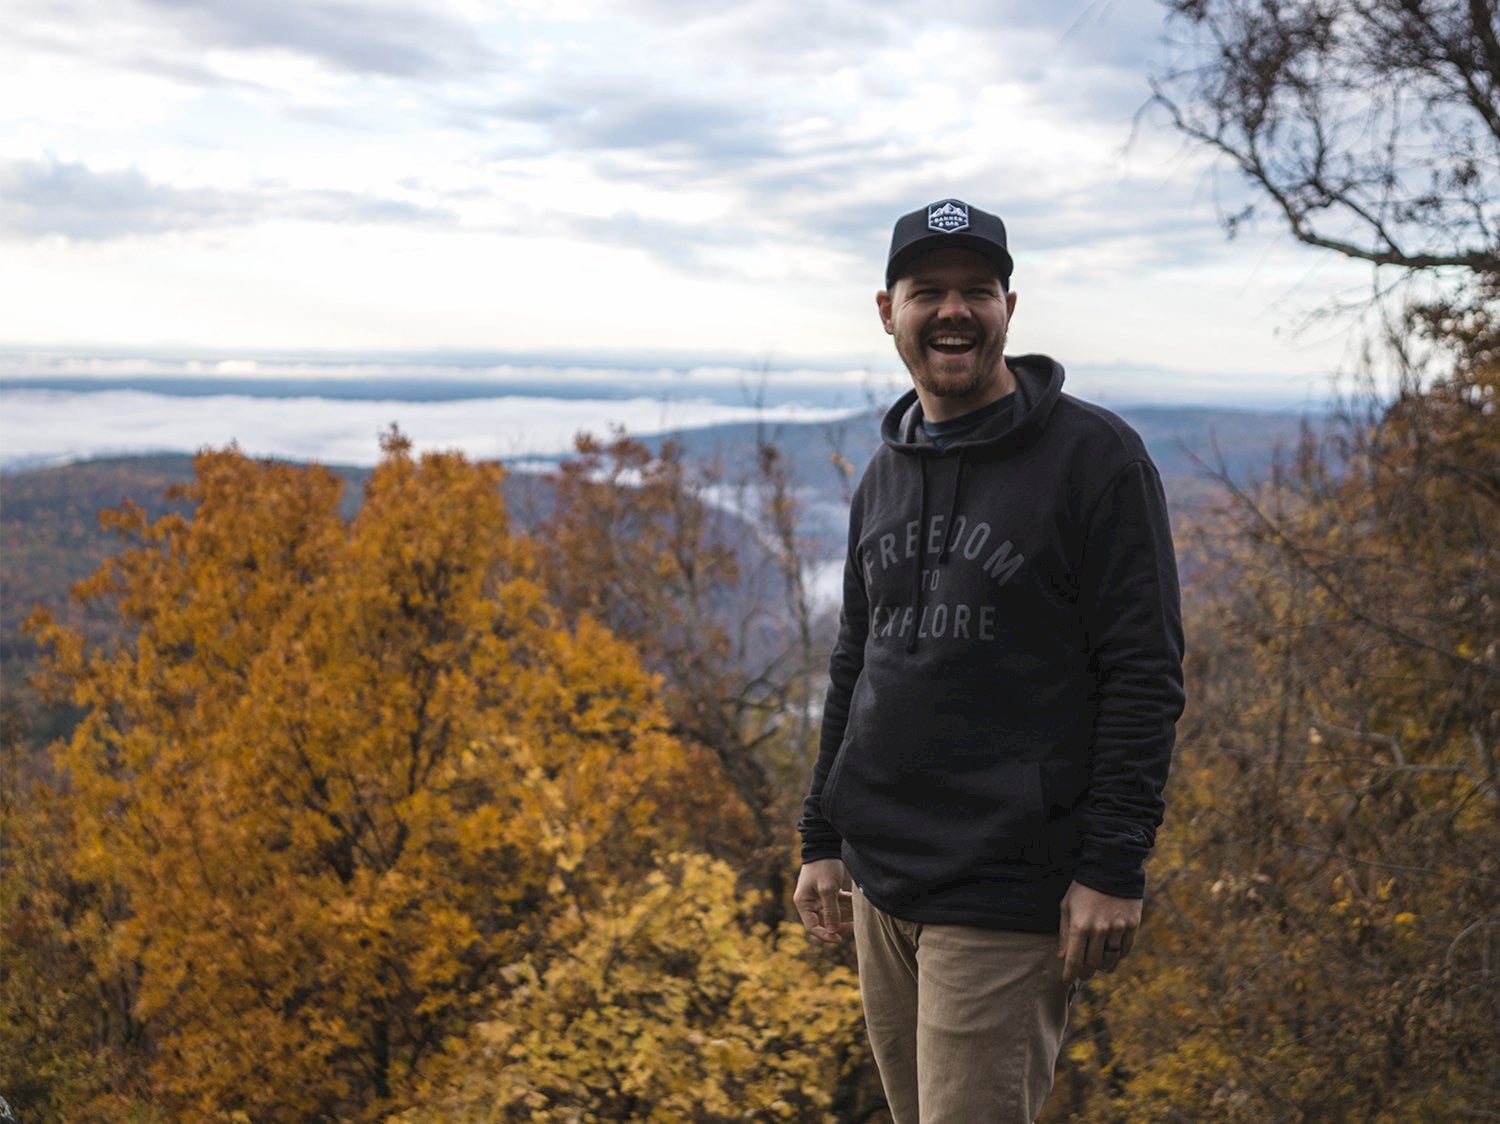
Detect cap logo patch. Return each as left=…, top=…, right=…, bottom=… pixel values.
left=927, top=200, right=969, bottom=233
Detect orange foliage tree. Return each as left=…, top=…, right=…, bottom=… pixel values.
left=1048, top=355, right=1499, bottom=1120
left=25, top=434, right=755, bottom=1119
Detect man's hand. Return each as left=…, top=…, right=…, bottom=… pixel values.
left=794, top=858, right=854, bottom=944
left=1058, top=881, right=1142, bottom=984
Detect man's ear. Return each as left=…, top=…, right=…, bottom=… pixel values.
left=876, top=290, right=894, bottom=334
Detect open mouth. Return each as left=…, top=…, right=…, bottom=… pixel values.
left=927, top=333, right=977, bottom=356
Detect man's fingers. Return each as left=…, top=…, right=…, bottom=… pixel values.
left=795, top=899, right=821, bottom=933
left=794, top=860, right=851, bottom=944
left=1086, top=930, right=1108, bottom=976
left=1095, top=925, right=1136, bottom=973
left=1059, top=881, right=1144, bottom=981
left=794, top=905, right=819, bottom=933
left=805, top=893, right=837, bottom=939
left=813, top=889, right=840, bottom=941
left=1062, top=925, right=1135, bottom=983
left=819, top=888, right=854, bottom=940
left=1058, top=903, right=1084, bottom=982
left=1061, top=927, right=1088, bottom=983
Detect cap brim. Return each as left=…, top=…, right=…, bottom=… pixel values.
left=886, top=234, right=1014, bottom=290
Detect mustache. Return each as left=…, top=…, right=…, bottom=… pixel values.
left=923, top=320, right=985, bottom=341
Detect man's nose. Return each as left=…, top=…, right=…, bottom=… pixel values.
left=936, top=289, right=970, bottom=318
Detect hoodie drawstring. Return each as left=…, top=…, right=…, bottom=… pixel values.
left=906, top=448, right=968, bottom=653
left=906, top=458, right=930, bottom=653
left=938, top=448, right=967, bottom=564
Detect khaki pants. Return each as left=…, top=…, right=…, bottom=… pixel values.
left=853, top=890, right=1074, bottom=1124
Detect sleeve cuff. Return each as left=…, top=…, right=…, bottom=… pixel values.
left=1073, top=845, right=1148, bottom=899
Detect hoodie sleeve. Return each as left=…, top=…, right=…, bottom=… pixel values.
left=1074, top=458, right=1185, bottom=898
left=797, top=511, right=870, bottom=863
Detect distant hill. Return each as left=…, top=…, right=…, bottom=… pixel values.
left=636, top=402, right=1311, bottom=554
left=2, top=455, right=198, bottom=663
left=655, top=403, right=1309, bottom=488
left=0, top=404, right=1306, bottom=742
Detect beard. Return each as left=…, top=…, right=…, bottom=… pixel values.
left=894, top=318, right=1009, bottom=403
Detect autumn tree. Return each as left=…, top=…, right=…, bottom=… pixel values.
left=23, top=436, right=745, bottom=1119
left=533, top=430, right=834, bottom=903
left=0, top=729, right=129, bottom=1119
left=1036, top=6, right=1500, bottom=1116
left=1152, top=0, right=1499, bottom=280
left=1046, top=347, right=1497, bottom=1118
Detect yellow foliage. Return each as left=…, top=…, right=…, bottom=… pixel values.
left=397, top=853, right=864, bottom=1122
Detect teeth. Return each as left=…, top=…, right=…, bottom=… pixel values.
left=930, top=336, right=973, bottom=346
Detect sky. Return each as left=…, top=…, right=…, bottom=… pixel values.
left=0, top=0, right=1379, bottom=405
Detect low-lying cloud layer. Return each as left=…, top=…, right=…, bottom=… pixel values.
left=0, top=387, right=862, bottom=470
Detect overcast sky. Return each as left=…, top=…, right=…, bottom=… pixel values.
left=1, top=0, right=1375, bottom=400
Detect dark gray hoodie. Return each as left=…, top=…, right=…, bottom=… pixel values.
left=798, top=355, right=1185, bottom=933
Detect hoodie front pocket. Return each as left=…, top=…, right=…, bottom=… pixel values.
left=978, top=760, right=1048, bottom=866
left=819, top=738, right=853, bottom=828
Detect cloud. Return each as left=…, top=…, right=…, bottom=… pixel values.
left=132, top=0, right=496, bottom=77
left=0, top=159, right=232, bottom=240
left=0, top=387, right=861, bottom=469
left=0, top=157, right=455, bottom=241
left=7, top=21, right=257, bottom=91
left=606, top=0, right=1168, bottom=88
left=1, top=0, right=1320, bottom=371
left=499, top=88, right=781, bottom=166
left=7, top=0, right=496, bottom=89
left=442, top=1, right=1201, bottom=279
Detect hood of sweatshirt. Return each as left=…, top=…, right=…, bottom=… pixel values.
left=876, top=355, right=1066, bottom=654
left=879, top=353, right=1066, bottom=457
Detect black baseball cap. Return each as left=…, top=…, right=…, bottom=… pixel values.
left=885, top=198, right=1013, bottom=291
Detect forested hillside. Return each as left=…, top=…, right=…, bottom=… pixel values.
left=0, top=403, right=1306, bottom=692
left=2, top=365, right=1493, bottom=1120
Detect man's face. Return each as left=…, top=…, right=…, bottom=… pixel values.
left=877, top=247, right=1017, bottom=417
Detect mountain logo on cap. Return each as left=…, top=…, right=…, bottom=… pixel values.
left=927, top=200, right=969, bottom=233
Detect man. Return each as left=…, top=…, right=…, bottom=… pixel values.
left=794, top=199, right=1185, bottom=1122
